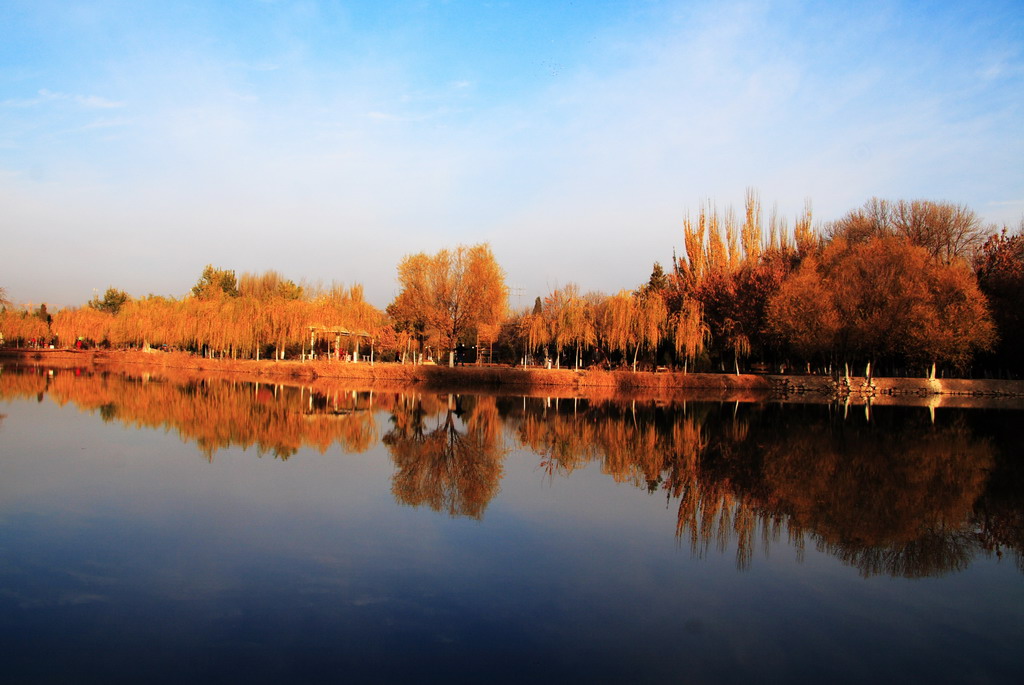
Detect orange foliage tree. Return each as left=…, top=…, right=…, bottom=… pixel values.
left=768, top=235, right=995, bottom=372
left=543, top=284, right=597, bottom=369
left=0, top=309, right=50, bottom=345
left=672, top=190, right=807, bottom=371
left=45, top=267, right=383, bottom=361
left=827, top=198, right=986, bottom=265
left=388, top=244, right=508, bottom=366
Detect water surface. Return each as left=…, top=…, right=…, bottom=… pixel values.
left=1, top=365, right=1021, bottom=683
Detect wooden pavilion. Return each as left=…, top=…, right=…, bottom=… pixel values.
left=308, top=325, right=373, bottom=362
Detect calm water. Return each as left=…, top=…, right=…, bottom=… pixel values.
left=0, top=365, right=1021, bottom=684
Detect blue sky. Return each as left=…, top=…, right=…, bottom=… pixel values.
left=2, top=0, right=1022, bottom=309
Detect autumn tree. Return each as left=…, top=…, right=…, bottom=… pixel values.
left=388, top=243, right=508, bottom=366
left=599, top=291, right=637, bottom=368
left=518, top=297, right=549, bottom=365
left=311, top=284, right=382, bottom=361
left=766, top=256, right=840, bottom=362
left=52, top=306, right=114, bottom=347
left=631, top=289, right=667, bottom=371
left=672, top=192, right=798, bottom=371
left=768, top=235, right=995, bottom=372
left=387, top=253, right=432, bottom=359
left=236, top=272, right=308, bottom=360
left=0, top=307, right=50, bottom=346
left=670, top=299, right=709, bottom=368
left=239, top=270, right=303, bottom=301
left=828, top=198, right=986, bottom=264
left=543, top=284, right=597, bottom=369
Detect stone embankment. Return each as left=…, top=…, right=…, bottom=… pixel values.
left=768, top=374, right=1024, bottom=408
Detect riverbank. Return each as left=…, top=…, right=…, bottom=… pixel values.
left=3, top=348, right=1024, bottom=406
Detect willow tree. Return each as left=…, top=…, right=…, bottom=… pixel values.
left=672, top=299, right=709, bottom=371
left=389, top=243, right=507, bottom=367
left=547, top=284, right=596, bottom=370
left=238, top=270, right=303, bottom=301
left=600, top=289, right=668, bottom=371
left=600, top=291, right=637, bottom=367
left=51, top=307, right=114, bottom=346
left=633, top=290, right=667, bottom=371
left=0, top=309, right=49, bottom=346
left=516, top=300, right=549, bottom=366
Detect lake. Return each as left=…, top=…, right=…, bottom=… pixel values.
left=1, top=364, right=1021, bottom=683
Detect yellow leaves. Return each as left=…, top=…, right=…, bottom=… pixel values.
left=672, top=299, right=708, bottom=362
left=44, top=282, right=382, bottom=359
left=592, top=289, right=668, bottom=369
left=391, top=243, right=508, bottom=356
left=385, top=394, right=506, bottom=519
left=521, top=312, right=549, bottom=353
left=600, top=290, right=637, bottom=356
left=0, top=309, right=49, bottom=343
left=725, top=208, right=740, bottom=272
left=50, top=307, right=114, bottom=345
left=741, top=188, right=762, bottom=266
left=766, top=256, right=838, bottom=360
left=239, top=270, right=303, bottom=301
left=545, top=283, right=596, bottom=356
left=678, top=191, right=813, bottom=293
left=794, top=199, right=816, bottom=256
left=635, top=290, right=667, bottom=351
left=681, top=215, right=706, bottom=284
left=706, top=206, right=727, bottom=273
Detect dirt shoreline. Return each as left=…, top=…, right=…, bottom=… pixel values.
left=3, top=348, right=1024, bottom=408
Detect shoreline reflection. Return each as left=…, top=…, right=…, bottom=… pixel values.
left=2, top=363, right=1020, bottom=577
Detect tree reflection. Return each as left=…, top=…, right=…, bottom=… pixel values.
left=1, top=364, right=1020, bottom=575
left=0, top=365, right=49, bottom=398
left=0, top=365, right=380, bottom=460
left=510, top=398, right=1021, bottom=577
left=384, top=394, right=506, bottom=519
left=749, top=411, right=993, bottom=577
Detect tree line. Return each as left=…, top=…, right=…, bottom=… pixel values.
left=2, top=193, right=1022, bottom=376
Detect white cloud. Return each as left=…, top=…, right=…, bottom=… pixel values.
left=366, top=110, right=421, bottom=122
left=37, top=89, right=126, bottom=108
left=80, top=117, right=133, bottom=131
